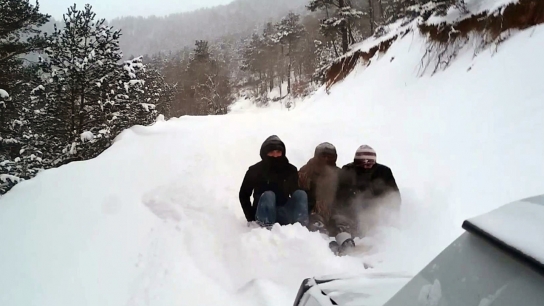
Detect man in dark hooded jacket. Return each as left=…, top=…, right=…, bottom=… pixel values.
left=239, top=135, right=309, bottom=228
left=331, top=144, right=401, bottom=237
left=298, top=142, right=340, bottom=235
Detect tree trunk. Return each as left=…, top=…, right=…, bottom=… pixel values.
left=287, top=64, right=291, bottom=94
left=332, top=39, right=339, bottom=57
left=70, top=88, right=76, bottom=134
left=287, top=42, right=292, bottom=94
left=368, top=0, right=375, bottom=34
left=378, top=0, right=384, bottom=23
left=348, top=23, right=355, bottom=44
left=78, top=82, right=85, bottom=134
left=339, top=0, right=349, bottom=53
left=259, top=71, right=262, bottom=95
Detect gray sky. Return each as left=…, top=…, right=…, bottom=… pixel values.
left=39, top=0, right=234, bottom=20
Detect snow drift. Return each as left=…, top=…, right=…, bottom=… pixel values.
left=1, top=3, right=544, bottom=306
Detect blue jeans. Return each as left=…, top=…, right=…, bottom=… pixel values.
left=255, top=190, right=309, bottom=226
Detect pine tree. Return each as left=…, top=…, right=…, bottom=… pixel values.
left=116, top=56, right=161, bottom=125
left=0, top=0, right=50, bottom=194
left=36, top=4, right=125, bottom=161
left=0, top=0, right=50, bottom=81
left=240, top=32, right=268, bottom=95
left=36, top=4, right=160, bottom=163
left=273, top=12, right=306, bottom=94
left=186, top=40, right=232, bottom=115
left=376, top=0, right=465, bottom=25
left=307, top=0, right=364, bottom=54
left=132, top=59, right=175, bottom=118
left=262, top=22, right=281, bottom=93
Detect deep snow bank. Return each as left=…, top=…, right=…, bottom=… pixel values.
left=0, top=116, right=370, bottom=306
left=1, top=10, right=544, bottom=306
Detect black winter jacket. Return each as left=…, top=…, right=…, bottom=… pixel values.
left=238, top=136, right=300, bottom=222
left=334, top=162, right=400, bottom=211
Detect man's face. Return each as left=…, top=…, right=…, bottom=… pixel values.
left=355, top=159, right=375, bottom=169
left=267, top=150, right=283, bottom=157
left=318, top=153, right=337, bottom=165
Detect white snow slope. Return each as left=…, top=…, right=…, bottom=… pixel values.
left=1, top=14, right=544, bottom=306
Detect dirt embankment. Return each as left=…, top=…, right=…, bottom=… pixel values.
left=325, top=0, right=544, bottom=89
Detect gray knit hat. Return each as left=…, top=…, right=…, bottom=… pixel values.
left=354, top=145, right=376, bottom=161
left=314, top=142, right=337, bottom=157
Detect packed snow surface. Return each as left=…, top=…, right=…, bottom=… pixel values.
left=467, top=195, right=544, bottom=265
left=1, top=20, right=544, bottom=306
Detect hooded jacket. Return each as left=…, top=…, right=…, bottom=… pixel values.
left=239, top=136, right=300, bottom=222
left=298, top=143, right=340, bottom=221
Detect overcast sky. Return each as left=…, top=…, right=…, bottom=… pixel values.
left=39, top=0, right=234, bottom=20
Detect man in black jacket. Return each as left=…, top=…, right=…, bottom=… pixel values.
left=331, top=144, right=401, bottom=237
left=239, top=135, right=309, bottom=228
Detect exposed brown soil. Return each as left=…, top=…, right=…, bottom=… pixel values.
left=325, top=34, right=401, bottom=91
left=419, top=0, right=544, bottom=44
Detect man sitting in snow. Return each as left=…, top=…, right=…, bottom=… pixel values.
left=239, top=135, right=309, bottom=228
left=298, top=142, right=340, bottom=235
left=330, top=145, right=401, bottom=237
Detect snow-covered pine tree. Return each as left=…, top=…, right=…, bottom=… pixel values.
left=159, top=48, right=193, bottom=116
left=239, top=13, right=325, bottom=101
left=307, top=0, right=364, bottom=54
left=0, top=64, right=53, bottom=195
left=376, top=0, right=465, bottom=26
left=273, top=12, right=306, bottom=94
left=37, top=4, right=161, bottom=163
left=143, top=54, right=177, bottom=118
left=0, top=0, right=50, bottom=194
left=13, top=66, right=53, bottom=174
left=36, top=4, right=126, bottom=161
left=0, top=0, right=49, bottom=78
left=138, top=66, right=175, bottom=119
left=115, top=56, right=160, bottom=126
left=261, top=22, right=282, bottom=94
left=240, top=32, right=269, bottom=96
left=186, top=40, right=232, bottom=115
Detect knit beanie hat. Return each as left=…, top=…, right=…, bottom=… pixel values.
left=354, top=145, right=376, bottom=161
left=314, top=142, right=337, bottom=157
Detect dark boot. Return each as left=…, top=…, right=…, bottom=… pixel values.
left=256, top=220, right=274, bottom=230
left=335, top=232, right=356, bottom=255
left=308, top=214, right=329, bottom=235
left=330, top=214, right=359, bottom=238
left=339, top=237, right=355, bottom=254
left=329, top=241, right=340, bottom=255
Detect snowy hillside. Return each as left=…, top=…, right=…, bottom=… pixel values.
left=1, top=3, right=544, bottom=306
